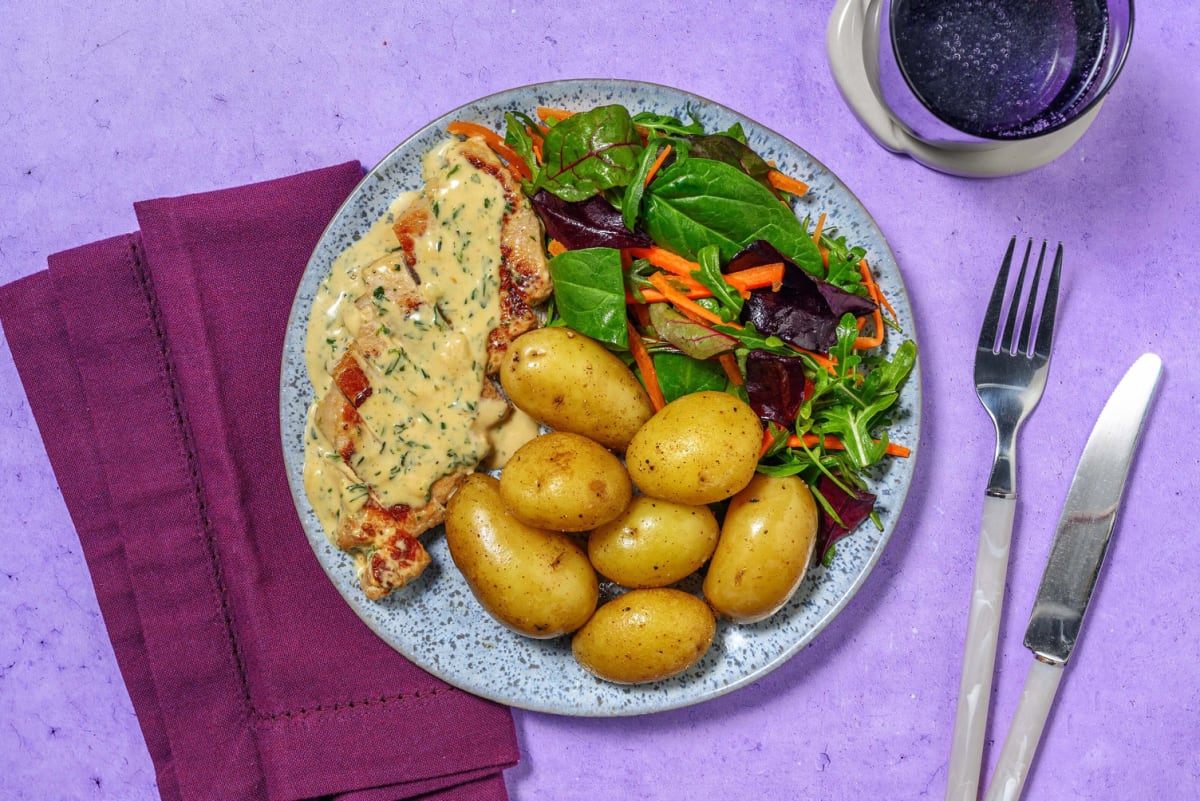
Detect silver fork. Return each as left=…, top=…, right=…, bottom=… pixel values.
left=945, top=238, right=1063, bottom=801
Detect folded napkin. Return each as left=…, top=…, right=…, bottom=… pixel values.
left=0, top=163, right=518, bottom=801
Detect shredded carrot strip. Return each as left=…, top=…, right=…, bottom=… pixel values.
left=768, top=169, right=809, bottom=197
left=524, top=124, right=547, bottom=156
left=446, top=121, right=530, bottom=179
left=644, top=144, right=673, bottom=187
left=725, top=263, right=785, bottom=294
left=789, top=433, right=911, bottom=458
left=627, top=263, right=784, bottom=304
left=536, top=106, right=576, bottom=123
left=759, top=427, right=777, bottom=458
left=629, top=302, right=651, bottom=330
left=627, top=249, right=786, bottom=304
left=718, top=352, right=744, bottom=386
left=625, top=246, right=698, bottom=278
left=853, top=258, right=887, bottom=350
left=627, top=321, right=666, bottom=411
left=627, top=287, right=673, bottom=303
left=877, top=279, right=898, bottom=319
left=646, top=272, right=734, bottom=327
left=811, top=212, right=827, bottom=247
left=546, top=239, right=567, bottom=257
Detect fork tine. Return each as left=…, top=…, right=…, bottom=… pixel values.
left=1000, top=239, right=1034, bottom=354
left=977, top=236, right=1018, bottom=351
left=1032, top=242, right=1064, bottom=359
left=1016, top=241, right=1048, bottom=355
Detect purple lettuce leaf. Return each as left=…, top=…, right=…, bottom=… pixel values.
left=531, top=189, right=651, bottom=250
left=730, top=240, right=876, bottom=352
left=647, top=302, right=739, bottom=361
left=816, top=475, right=876, bottom=558
left=745, top=350, right=812, bottom=427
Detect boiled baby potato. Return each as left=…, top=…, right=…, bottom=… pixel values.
left=703, top=473, right=818, bottom=623
left=499, top=326, right=654, bottom=451
left=445, top=473, right=598, bottom=638
left=625, top=390, right=762, bottom=505
left=572, top=588, right=716, bottom=684
left=499, top=431, right=632, bottom=532
left=588, top=496, right=719, bottom=588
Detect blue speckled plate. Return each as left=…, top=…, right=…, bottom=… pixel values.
left=280, top=79, right=922, bottom=717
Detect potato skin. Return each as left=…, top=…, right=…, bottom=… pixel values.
left=499, top=432, right=632, bottom=532
left=702, top=473, right=818, bottom=623
left=445, top=474, right=598, bottom=638
left=499, top=327, right=654, bottom=451
left=625, top=391, right=763, bottom=505
left=588, top=496, right=719, bottom=588
left=572, top=588, right=716, bottom=684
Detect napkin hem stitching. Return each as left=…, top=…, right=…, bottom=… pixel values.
left=255, top=687, right=459, bottom=722
left=132, top=235, right=257, bottom=721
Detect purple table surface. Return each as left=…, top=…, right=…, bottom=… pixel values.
left=2, top=3, right=1197, bottom=800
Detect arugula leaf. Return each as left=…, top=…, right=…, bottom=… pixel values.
left=801, top=317, right=916, bottom=470
left=547, top=248, right=629, bottom=348
left=529, top=105, right=643, bottom=202
left=689, top=244, right=743, bottom=320
left=643, top=158, right=822, bottom=274
left=819, top=228, right=870, bottom=292
left=631, top=109, right=706, bottom=136
left=503, top=112, right=540, bottom=177
left=621, top=139, right=671, bottom=231
left=713, top=320, right=797, bottom=357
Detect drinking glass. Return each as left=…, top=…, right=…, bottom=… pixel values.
left=827, top=0, right=1134, bottom=176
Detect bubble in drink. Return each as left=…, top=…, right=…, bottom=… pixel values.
left=891, top=0, right=1112, bottom=139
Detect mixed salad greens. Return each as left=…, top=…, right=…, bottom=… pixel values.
left=451, top=103, right=917, bottom=563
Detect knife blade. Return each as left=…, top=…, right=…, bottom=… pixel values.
left=981, top=352, right=1163, bottom=801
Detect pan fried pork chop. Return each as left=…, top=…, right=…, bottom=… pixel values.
left=310, top=136, right=551, bottom=599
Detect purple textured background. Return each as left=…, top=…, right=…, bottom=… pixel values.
left=2, top=3, right=1196, bottom=800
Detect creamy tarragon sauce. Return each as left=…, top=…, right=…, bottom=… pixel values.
left=302, top=139, right=538, bottom=538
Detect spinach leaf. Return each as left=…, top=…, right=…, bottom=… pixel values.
left=719, top=121, right=748, bottom=143
left=546, top=248, right=629, bottom=349
left=650, top=352, right=727, bottom=402
left=530, top=105, right=643, bottom=202
left=684, top=133, right=777, bottom=197
left=643, top=158, right=822, bottom=274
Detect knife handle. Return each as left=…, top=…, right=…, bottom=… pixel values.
left=945, top=494, right=1015, bottom=801
left=983, top=658, right=1065, bottom=801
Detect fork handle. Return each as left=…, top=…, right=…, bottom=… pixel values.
left=945, top=494, right=1016, bottom=801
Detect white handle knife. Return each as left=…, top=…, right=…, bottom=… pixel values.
left=983, top=352, right=1164, bottom=801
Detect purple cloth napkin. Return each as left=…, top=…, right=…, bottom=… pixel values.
left=0, top=163, right=518, bottom=801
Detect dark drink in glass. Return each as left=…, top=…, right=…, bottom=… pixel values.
left=889, top=0, right=1130, bottom=140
